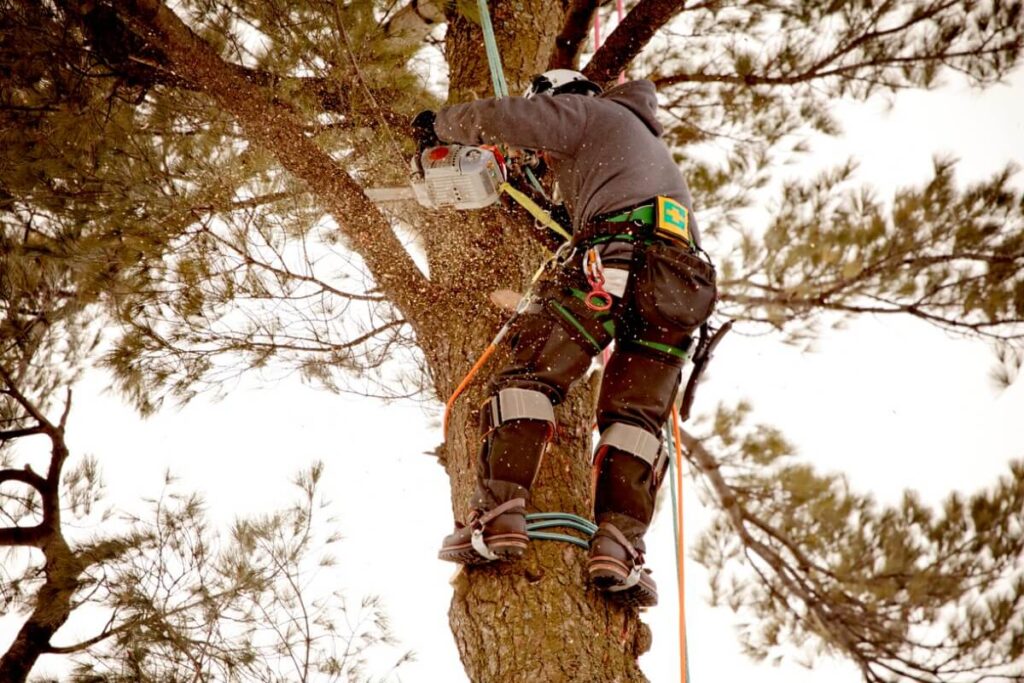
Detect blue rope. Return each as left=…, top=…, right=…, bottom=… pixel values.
left=527, top=511, right=597, bottom=533
left=526, top=512, right=597, bottom=549
left=477, top=0, right=509, bottom=98
left=527, top=531, right=590, bottom=549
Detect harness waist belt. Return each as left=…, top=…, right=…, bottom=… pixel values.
left=604, top=204, right=655, bottom=225
left=588, top=196, right=695, bottom=248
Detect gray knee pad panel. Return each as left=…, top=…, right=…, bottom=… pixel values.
left=489, top=387, right=555, bottom=427
left=595, top=422, right=667, bottom=475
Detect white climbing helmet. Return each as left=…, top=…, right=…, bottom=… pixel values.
left=524, top=69, right=602, bottom=99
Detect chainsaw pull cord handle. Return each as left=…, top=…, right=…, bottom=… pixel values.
left=583, top=247, right=613, bottom=312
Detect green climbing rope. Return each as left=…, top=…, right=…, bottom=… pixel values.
left=477, top=0, right=510, bottom=98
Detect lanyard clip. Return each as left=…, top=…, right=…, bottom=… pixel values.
left=583, top=247, right=612, bottom=312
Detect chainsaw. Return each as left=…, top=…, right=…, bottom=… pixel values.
left=364, top=144, right=507, bottom=210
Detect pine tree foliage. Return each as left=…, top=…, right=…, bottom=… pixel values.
left=688, top=403, right=1024, bottom=682
left=3, top=0, right=1024, bottom=681
left=3, top=0, right=430, bottom=413
left=718, top=158, right=1024, bottom=341
left=0, top=376, right=409, bottom=682
left=61, top=465, right=413, bottom=682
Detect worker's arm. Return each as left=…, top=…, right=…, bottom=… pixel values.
left=434, top=96, right=589, bottom=156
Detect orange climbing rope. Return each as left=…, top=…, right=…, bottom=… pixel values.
left=443, top=343, right=498, bottom=435
left=671, top=404, right=689, bottom=683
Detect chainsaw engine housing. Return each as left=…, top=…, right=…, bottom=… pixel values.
left=412, top=145, right=505, bottom=210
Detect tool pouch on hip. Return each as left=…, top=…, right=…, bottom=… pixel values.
left=633, top=241, right=717, bottom=338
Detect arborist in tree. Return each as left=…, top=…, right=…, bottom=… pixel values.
left=413, top=69, right=717, bottom=607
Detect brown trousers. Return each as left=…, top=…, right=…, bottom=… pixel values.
left=478, top=239, right=717, bottom=529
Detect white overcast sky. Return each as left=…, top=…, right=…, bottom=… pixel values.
left=5, top=50, right=1024, bottom=683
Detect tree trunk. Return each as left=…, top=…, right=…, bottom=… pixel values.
left=426, top=3, right=652, bottom=680
left=0, top=538, right=83, bottom=681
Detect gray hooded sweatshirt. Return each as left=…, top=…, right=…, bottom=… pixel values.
left=434, top=79, right=699, bottom=245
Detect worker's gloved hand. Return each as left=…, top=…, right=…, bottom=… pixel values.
left=411, top=110, right=440, bottom=149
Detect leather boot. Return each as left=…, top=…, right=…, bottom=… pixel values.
left=439, top=386, right=555, bottom=564
left=587, top=512, right=658, bottom=606
left=439, top=480, right=530, bottom=564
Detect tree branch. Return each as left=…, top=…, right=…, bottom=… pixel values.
left=59, top=0, right=411, bottom=128
left=0, top=426, right=46, bottom=441
left=678, top=428, right=879, bottom=678
left=0, top=524, right=48, bottom=547
left=113, top=0, right=436, bottom=334
left=0, top=364, right=51, bottom=431
left=45, top=619, right=123, bottom=655
left=0, top=467, right=47, bottom=492
left=583, top=0, right=687, bottom=85
left=548, top=0, right=599, bottom=70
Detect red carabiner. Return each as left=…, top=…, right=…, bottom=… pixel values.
left=585, top=288, right=613, bottom=311
left=583, top=248, right=613, bottom=312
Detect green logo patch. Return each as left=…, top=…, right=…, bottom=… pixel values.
left=655, top=196, right=693, bottom=245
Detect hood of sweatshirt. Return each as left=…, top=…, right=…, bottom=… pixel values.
left=599, top=80, right=664, bottom=137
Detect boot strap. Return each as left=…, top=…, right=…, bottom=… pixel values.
left=594, top=422, right=668, bottom=484
left=468, top=497, right=526, bottom=562
left=600, top=522, right=644, bottom=565
left=472, top=497, right=527, bottom=528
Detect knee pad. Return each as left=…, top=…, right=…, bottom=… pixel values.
left=592, top=422, right=668, bottom=481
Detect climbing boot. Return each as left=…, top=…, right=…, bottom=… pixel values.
left=439, top=387, right=555, bottom=564
left=438, top=480, right=530, bottom=564
left=587, top=514, right=658, bottom=607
